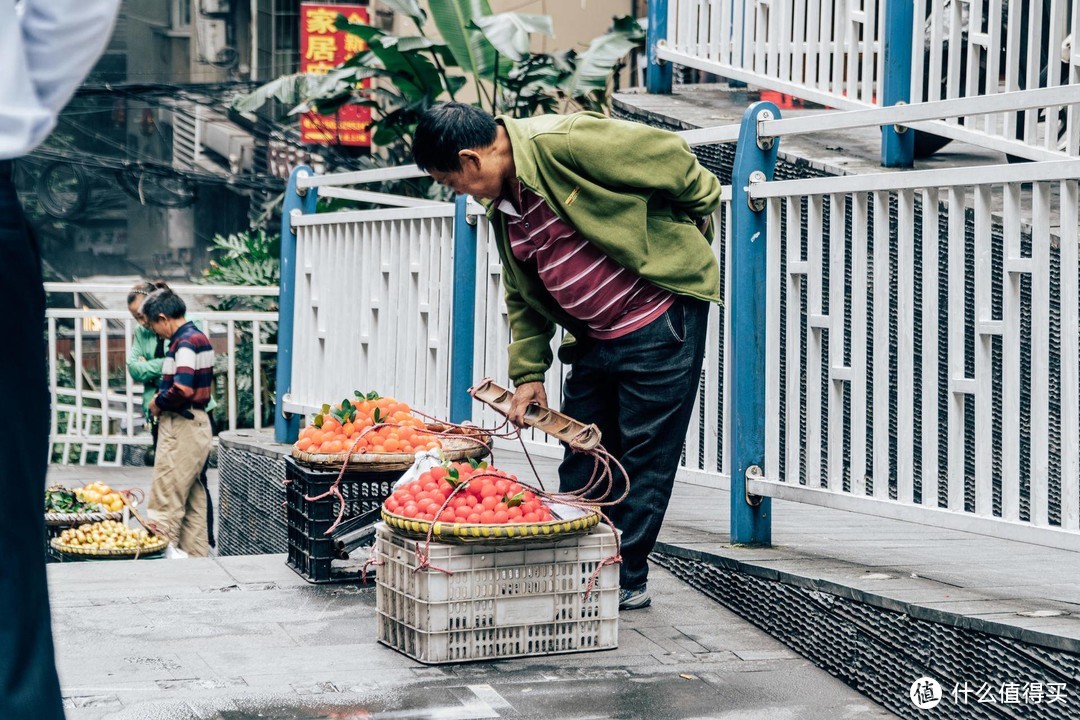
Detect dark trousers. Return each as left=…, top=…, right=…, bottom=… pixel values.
left=0, top=164, right=65, bottom=719
left=559, top=297, right=710, bottom=589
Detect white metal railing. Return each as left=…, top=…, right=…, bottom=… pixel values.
left=912, top=0, right=1080, bottom=157
left=45, top=284, right=278, bottom=465
left=285, top=204, right=457, bottom=419
left=663, top=0, right=884, bottom=108
left=662, top=0, right=1080, bottom=161
left=284, top=162, right=738, bottom=480
left=753, top=159, right=1080, bottom=548
left=282, top=102, right=1079, bottom=548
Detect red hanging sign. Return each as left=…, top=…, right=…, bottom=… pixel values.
left=299, top=3, right=371, bottom=146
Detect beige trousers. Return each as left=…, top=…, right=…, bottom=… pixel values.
left=147, top=409, right=212, bottom=557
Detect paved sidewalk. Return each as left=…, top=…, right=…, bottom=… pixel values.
left=46, top=431, right=1079, bottom=720
left=46, top=526, right=897, bottom=719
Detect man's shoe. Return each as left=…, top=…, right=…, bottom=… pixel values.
left=618, top=585, right=651, bottom=610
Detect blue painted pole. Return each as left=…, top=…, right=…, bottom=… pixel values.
left=274, top=166, right=318, bottom=444
left=729, top=101, right=779, bottom=546
left=646, top=0, right=673, bottom=94
left=882, top=0, right=914, bottom=167
left=449, top=194, right=478, bottom=423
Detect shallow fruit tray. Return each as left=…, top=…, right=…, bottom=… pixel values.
left=380, top=503, right=601, bottom=544
left=376, top=522, right=619, bottom=664
left=45, top=510, right=123, bottom=527
left=50, top=536, right=168, bottom=559
left=291, top=429, right=489, bottom=471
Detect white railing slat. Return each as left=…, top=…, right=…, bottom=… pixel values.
left=897, top=189, right=916, bottom=504
left=827, top=193, right=845, bottom=493
left=920, top=189, right=941, bottom=509
left=850, top=192, right=869, bottom=497
left=1031, top=181, right=1053, bottom=526
left=1002, top=183, right=1023, bottom=521
left=786, top=196, right=804, bottom=486
left=766, top=198, right=783, bottom=487
left=871, top=190, right=890, bottom=500
left=1061, top=179, right=1080, bottom=532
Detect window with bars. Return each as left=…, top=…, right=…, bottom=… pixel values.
left=255, top=0, right=300, bottom=82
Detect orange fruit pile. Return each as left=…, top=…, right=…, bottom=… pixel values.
left=294, top=392, right=441, bottom=455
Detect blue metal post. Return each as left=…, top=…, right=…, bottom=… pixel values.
left=646, top=0, right=673, bottom=94
left=729, top=101, right=779, bottom=545
left=449, top=194, right=478, bottom=423
left=882, top=0, right=914, bottom=167
left=275, top=166, right=318, bottom=444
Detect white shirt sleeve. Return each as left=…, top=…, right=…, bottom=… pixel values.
left=0, top=0, right=121, bottom=159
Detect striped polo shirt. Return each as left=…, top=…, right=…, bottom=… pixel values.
left=155, top=321, right=214, bottom=412
left=499, top=182, right=674, bottom=340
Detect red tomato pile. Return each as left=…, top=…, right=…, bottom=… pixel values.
left=383, top=461, right=554, bottom=525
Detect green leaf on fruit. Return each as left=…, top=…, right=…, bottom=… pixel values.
left=373, top=407, right=382, bottom=423
left=506, top=491, right=525, bottom=507
left=313, top=413, right=324, bottom=428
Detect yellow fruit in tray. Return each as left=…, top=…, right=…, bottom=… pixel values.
left=58, top=520, right=156, bottom=551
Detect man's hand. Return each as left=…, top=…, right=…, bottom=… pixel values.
left=696, top=215, right=712, bottom=235
left=508, top=381, right=547, bottom=427
left=149, top=398, right=161, bottom=418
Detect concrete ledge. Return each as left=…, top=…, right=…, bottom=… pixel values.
left=654, top=541, right=1079, bottom=657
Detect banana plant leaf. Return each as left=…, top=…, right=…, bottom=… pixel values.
left=428, top=0, right=497, bottom=78
left=472, top=12, right=554, bottom=62
left=337, top=18, right=443, bottom=102
left=378, top=0, right=426, bottom=25
left=559, top=17, right=644, bottom=97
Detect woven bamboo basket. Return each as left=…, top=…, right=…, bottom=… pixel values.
left=50, top=535, right=168, bottom=559
left=291, top=429, right=490, bottom=472
left=45, top=510, right=123, bottom=527
left=380, top=506, right=602, bottom=544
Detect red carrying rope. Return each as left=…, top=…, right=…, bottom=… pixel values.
left=297, top=395, right=630, bottom=588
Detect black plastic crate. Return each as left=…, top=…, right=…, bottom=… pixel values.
left=284, top=456, right=402, bottom=583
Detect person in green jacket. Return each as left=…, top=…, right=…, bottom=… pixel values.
left=414, top=103, right=723, bottom=611
left=127, top=281, right=217, bottom=548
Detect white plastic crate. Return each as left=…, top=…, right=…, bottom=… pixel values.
left=375, top=522, right=619, bottom=664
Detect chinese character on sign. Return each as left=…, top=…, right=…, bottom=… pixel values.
left=1023, top=682, right=1045, bottom=704
left=953, top=682, right=973, bottom=705
left=344, top=33, right=365, bottom=54
left=999, top=682, right=1022, bottom=704
left=976, top=683, right=998, bottom=704
left=306, top=36, right=337, bottom=62
left=298, top=3, right=371, bottom=147
left=910, top=677, right=943, bottom=709
left=1046, top=683, right=1067, bottom=704
left=306, top=7, right=339, bottom=34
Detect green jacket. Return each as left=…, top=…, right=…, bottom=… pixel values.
left=127, top=321, right=217, bottom=421
left=487, top=112, right=724, bottom=386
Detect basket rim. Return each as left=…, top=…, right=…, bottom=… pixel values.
left=49, top=536, right=168, bottom=558
left=45, top=510, right=124, bottom=526
left=292, top=434, right=489, bottom=470
left=380, top=507, right=601, bottom=543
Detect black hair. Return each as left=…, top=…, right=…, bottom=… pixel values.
left=412, top=102, right=498, bottom=173
left=141, top=289, right=186, bottom=321
left=127, top=280, right=170, bottom=305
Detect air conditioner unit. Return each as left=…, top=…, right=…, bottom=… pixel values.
left=201, top=118, right=254, bottom=174
left=171, top=104, right=254, bottom=176
left=200, top=0, right=231, bottom=14
left=195, top=17, right=228, bottom=64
